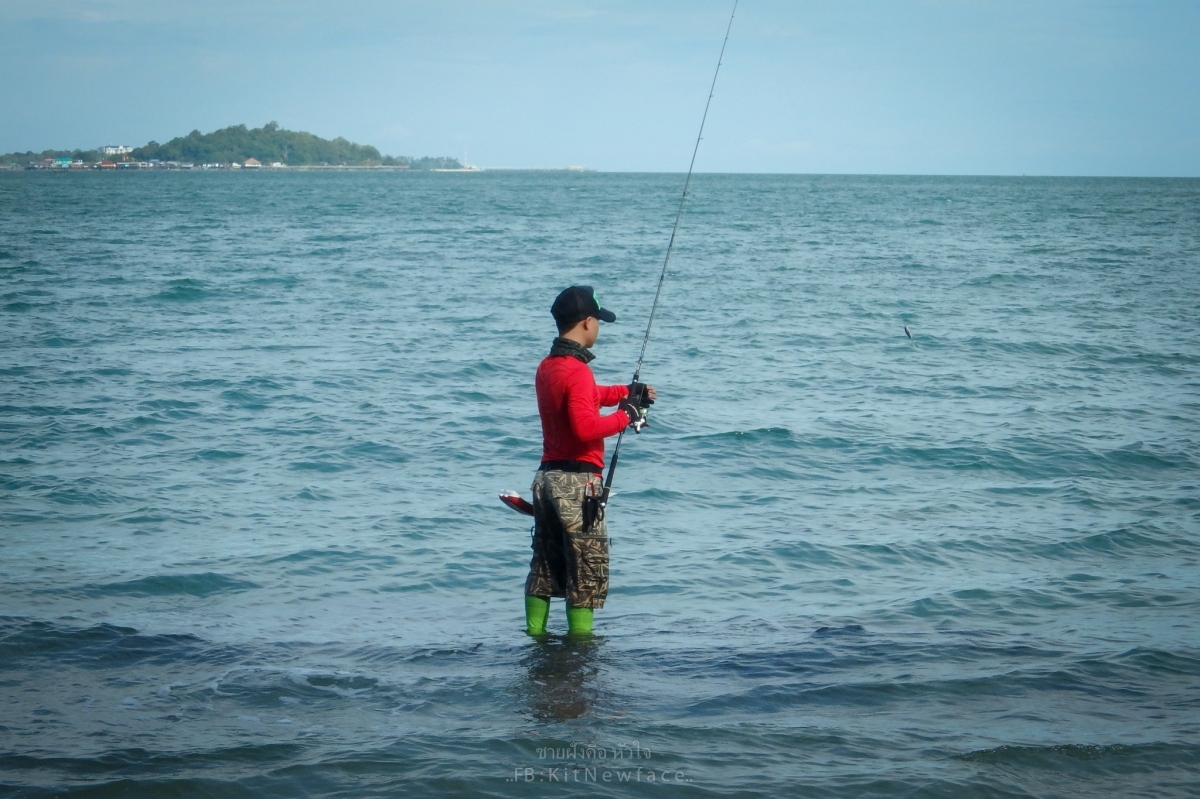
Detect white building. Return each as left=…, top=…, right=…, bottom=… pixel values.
left=102, top=145, right=133, bottom=156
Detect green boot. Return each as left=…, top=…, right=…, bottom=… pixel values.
left=525, top=595, right=550, bottom=636
left=566, top=605, right=593, bottom=635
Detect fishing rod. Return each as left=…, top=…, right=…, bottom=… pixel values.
left=595, top=0, right=738, bottom=521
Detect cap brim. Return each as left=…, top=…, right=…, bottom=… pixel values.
left=597, top=308, right=616, bottom=323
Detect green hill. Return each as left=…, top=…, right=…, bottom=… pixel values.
left=2, top=123, right=460, bottom=169
left=1, top=147, right=99, bottom=165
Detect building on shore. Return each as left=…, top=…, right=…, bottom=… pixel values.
left=243, top=158, right=262, bottom=169
left=102, top=145, right=133, bottom=156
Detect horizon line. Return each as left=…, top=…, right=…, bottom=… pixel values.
left=4, top=165, right=1197, bottom=179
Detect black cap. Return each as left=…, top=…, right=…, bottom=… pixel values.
left=551, top=285, right=616, bottom=326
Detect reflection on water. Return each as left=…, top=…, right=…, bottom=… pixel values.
left=519, top=634, right=608, bottom=723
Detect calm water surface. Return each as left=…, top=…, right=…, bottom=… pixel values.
left=1, top=171, right=1198, bottom=797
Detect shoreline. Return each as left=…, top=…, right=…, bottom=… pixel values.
left=0, top=164, right=610, bottom=174
left=0, top=163, right=470, bottom=172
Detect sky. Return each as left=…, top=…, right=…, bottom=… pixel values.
left=2, top=0, right=1198, bottom=175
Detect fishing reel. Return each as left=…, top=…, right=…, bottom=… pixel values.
left=626, top=381, right=654, bottom=433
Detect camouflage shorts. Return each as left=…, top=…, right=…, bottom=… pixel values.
left=524, top=469, right=609, bottom=609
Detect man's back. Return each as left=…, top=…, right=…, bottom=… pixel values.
left=535, top=341, right=628, bottom=470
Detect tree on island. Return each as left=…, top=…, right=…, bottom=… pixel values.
left=0, top=148, right=103, bottom=165
left=2, top=123, right=460, bottom=169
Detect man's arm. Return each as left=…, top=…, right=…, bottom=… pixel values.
left=600, top=382, right=658, bottom=407
left=597, top=383, right=629, bottom=407
left=566, top=371, right=630, bottom=440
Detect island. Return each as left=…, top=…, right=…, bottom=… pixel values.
left=1, top=123, right=465, bottom=171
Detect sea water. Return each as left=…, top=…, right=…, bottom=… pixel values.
left=1, top=171, right=1197, bottom=797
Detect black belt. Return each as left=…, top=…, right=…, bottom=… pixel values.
left=539, top=459, right=603, bottom=474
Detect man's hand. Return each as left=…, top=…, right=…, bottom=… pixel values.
left=628, top=382, right=657, bottom=408
left=620, top=383, right=656, bottom=433
left=618, top=397, right=649, bottom=430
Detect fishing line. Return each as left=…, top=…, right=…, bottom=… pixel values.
left=599, top=0, right=739, bottom=510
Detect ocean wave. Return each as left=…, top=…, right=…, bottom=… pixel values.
left=0, top=619, right=206, bottom=666
left=345, top=441, right=409, bottom=464
left=681, top=660, right=1182, bottom=716
left=149, top=279, right=211, bottom=303
left=264, top=549, right=398, bottom=572
left=80, top=573, right=259, bottom=598
left=193, top=448, right=246, bottom=460
left=288, top=460, right=352, bottom=473
left=959, top=741, right=1200, bottom=769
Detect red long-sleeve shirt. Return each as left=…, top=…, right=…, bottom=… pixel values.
left=536, top=351, right=629, bottom=470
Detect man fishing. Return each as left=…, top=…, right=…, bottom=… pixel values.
left=524, top=286, right=656, bottom=636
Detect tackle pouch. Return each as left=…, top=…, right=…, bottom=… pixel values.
left=582, top=483, right=606, bottom=533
